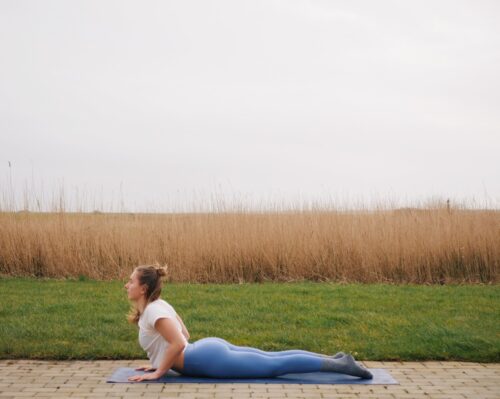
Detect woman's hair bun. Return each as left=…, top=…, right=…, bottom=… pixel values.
left=155, top=264, right=168, bottom=278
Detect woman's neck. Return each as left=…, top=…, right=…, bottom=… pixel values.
left=136, top=296, right=147, bottom=314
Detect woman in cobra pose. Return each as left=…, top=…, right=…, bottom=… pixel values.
left=125, top=264, right=373, bottom=382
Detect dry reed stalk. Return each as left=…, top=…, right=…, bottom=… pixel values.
left=0, top=208, right=498, bottom=283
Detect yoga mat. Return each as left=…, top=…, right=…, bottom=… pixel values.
left=107, top=367, right=398, bottom=385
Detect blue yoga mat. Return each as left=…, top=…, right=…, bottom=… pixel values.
left=107, top=367, right=398, bottom=385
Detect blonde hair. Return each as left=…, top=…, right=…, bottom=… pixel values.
left=127, top=263, right=168, bottom=324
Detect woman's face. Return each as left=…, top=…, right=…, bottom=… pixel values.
left=124, top=270, right=146, bottom=301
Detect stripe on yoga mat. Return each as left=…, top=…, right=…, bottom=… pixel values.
left=107, top=367, right=398, bottom=385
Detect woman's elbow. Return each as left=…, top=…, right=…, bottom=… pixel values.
left=174, top=341, right=187, bottom=352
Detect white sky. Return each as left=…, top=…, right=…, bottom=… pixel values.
left=1, top=0, right=499, bottom=212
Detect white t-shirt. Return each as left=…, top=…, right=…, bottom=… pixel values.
left=138, top=298, right=188, bottom=369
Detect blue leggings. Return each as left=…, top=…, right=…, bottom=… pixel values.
left=182, top=337, right=325, bottom=378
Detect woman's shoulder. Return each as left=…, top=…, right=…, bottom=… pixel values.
left=144, top=298, right=176, bottom=315
left=140, top=299, right=175, bottom=325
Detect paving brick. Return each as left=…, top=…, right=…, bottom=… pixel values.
left=1, top=360, right=499, bottom=399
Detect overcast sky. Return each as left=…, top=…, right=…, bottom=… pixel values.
left=1, top=0, right=499, bottom=212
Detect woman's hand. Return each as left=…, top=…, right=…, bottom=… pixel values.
left=134, top=365, right=157, bottom=372
left=128, top=371, right=162, bottom=382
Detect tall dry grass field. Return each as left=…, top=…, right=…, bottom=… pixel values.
left=0, top=207, right=498, bottom=283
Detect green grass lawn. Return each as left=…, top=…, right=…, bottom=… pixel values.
left=0, top=277, right=498, bottom=362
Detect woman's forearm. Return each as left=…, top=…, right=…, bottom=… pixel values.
left=156, top=343, right=186, bottom=376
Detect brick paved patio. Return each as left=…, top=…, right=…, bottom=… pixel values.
left=0, top=360, right=498, bottom=399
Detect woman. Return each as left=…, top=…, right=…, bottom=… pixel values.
left=125, top=264, right=373, bottom=382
